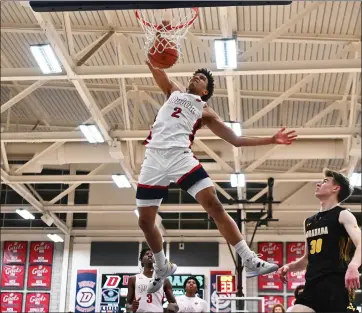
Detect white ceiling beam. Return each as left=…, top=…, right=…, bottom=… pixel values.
left=240, top=2, right=321, bottom=62
left=63, top=12, right=74, bottom=58
left=1, top=168, right=69, bottom=234
left=2, top=204, right=360, bottom=214
left=2, top=59, right=360, bottom=81
left=48, top=164, right=107, bottom=205
left=2, top=172, right=332, bottom=184
left=242, top=44, right=357, bottom=127
left=249, top=160, right=307, bottom=202
left=0, top=80, right=46, bottom=113
left=0, top=141, right=10, bottom=172
left=194, top=139, right=234, bottom=173
left=214, top=183, right=234, bottom=200
left=3, top=82, right=360, bottom=103
left=349, top=60, right=360, bottom=128
left=2, top=127, right=359, bottom=143
left=2, top=23, right=360, bottom=44
left=303, top=101, right=340, bottom=127
left=244, top=146, right=281, bottom=172
left=347, top=155, right=360, bottom=178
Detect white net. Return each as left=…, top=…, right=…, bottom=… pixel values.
left=135, top=8, right=198, bottom=62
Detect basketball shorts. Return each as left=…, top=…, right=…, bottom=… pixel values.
left=295, top=274, right=349, bottom=312
left=136, top=148, right=214, bottom=207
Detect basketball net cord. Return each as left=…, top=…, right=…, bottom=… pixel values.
left=136, top=9, right=198, bottom=64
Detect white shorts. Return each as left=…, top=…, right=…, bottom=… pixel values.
left=136, top=148, right=214, bottom=207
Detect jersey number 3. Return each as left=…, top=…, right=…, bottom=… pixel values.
left=146, top=294, right=152, bottom=303
left=171, top=107, right=182, bottom=118
left=309, top=238, right=323, bottom=254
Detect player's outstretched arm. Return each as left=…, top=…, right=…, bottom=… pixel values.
left=146, top=60, right=183, bottom=98
left=339, top=210, right=361, bottom=290
left=126, top=276, right=137, bottom=312
left=202, top=106, right=297, bottom=147
left=163, top=279, right=179, bottom=313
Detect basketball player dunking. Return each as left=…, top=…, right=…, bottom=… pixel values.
left=126, top=249, right=179, bottom=313
left=136, top=61, right=298, bottom=293
left=176, top=276, right=208, bottom=313
left=278, top=169, right=361, bottom=312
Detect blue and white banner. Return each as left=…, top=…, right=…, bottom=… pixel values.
left=75, top=269, right=97, bottom=313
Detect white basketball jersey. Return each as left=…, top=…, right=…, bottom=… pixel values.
left=135, top=273, right=164, bottom=313
left=177, top=295, right=208, bottom=313
left=144, top=91, right=206, bottom=149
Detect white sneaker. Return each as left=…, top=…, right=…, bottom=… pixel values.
left=244, top=252, right=279, bottom=278
left=147, top=260, right=177, bottom=293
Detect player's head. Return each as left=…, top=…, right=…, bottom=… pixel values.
left=183, top=276, right=200, bottom=295
left=315, top=168, right=354, bottom=203
left=139, top=248, right=154, bottom=267
left=188, top=69, right=214, bottom=102
left=294, top=284, right=304, bottom=299
left=271, top=304, right=285, bottom=313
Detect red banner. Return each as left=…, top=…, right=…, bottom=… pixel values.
left=27, top=265, right=52, bottom=289
left=287, top=296, right=296, bottom=308
left=1, top=265, right=25, bottom=288
left=257, top=242, right=283, bottom=291
left=258, top=295, right=284, bottom=313
left=3, top=241, right=27, bottom=264
left=29, top=242, right=54, bottom=265
left=25, top=293, right=50, bottom=313
left=0, top=292, right=23, bottom=313
left=286, top=242, right=306, bottom=291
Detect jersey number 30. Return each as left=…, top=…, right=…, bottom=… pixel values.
left=171, top=107, right=182, bottom=118
left=309, top=238, right=323, bottom=254
left=146, top=294, right=152, bottom=303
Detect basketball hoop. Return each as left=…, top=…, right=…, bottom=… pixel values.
left=135, top=8, right=198, bottom=64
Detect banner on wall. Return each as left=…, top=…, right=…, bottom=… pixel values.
left=258, top=295, right=284, bottom=313
left=257, top=242, right=283, bottom=291
left=75, top=270, right=97, bottom=313
left=3, top=241, right=27, bottom=264
left=287, top=296, right=296, bottom=308
left=210, top=270, right=233, bottom=313
left=286, top=242, right=306, bottom=291
left=27, top=265, right=52, bottom=289
left=1, top=265, right=25, bottom=288
left=25, top=293, right=50, bottom=313
left=29, top=241, right=54, bottom=264
left=0, top=292, right=23, bottom=313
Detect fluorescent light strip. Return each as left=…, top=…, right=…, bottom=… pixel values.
left=16, top=209, right=35, bottom=220
left=134, top=209, right=139, bottom=218
left=79, top=124, right=105, bottom=143
left=225, top=122, right=242, bottom=136
left=214, top=39, right=237, bottom=70
left=230, top=173, right=246, bottom=187
left=47, top=234, right=64, bottom=243
left=112, top=174, right=131, bottom=188
left=30, top=44, right=62, bottom=74
left=350, top=173, right=361, bottom=187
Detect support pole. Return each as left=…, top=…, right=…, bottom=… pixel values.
left=236, top=209, right=244, bottom=311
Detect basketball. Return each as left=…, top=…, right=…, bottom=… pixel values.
left=148, top=36, right=179, bottom=69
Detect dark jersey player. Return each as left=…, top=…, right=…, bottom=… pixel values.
left=278, top=168, right=361, bottom=312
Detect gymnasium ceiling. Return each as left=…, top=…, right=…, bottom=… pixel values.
left=0, top=1, right=361, bottom=239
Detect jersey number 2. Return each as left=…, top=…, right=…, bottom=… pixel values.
left=310, top=238, right=323, bottom=254
left=146, top=294, right=152, bottom=303
left=171, top=107, right=182, bottom=118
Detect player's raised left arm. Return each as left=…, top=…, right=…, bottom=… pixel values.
left=164, top=279, right=179, bottom=313
left=202, top=106, right=297, bottom=147
left=339, top=209, right=361, bottom=290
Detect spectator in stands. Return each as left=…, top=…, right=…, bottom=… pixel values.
left=286, top=284, right=305, bottom=312
left=272, top=304, right=285, bottom=313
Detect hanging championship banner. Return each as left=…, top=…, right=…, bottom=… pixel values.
left=1, top=265, right=25, bottom=288
left=27, top=265, right=52, bottom=289
left=25, top=293, right=50, bottom=313
left=3, top=241, right=27, bottom=264
left=210, top=270, right=233, bottom=313
left=75, top=270, right=97, bottom=313
left=258, top=295, right=284, bottom=313
left=29, top=242, right=54, bottom=265
left=286, top=242, right=306, bottom=291
left=257, top=242, right=283, bottom=291
left=287, top=296, right=296, bottom=308
left=0, top=292, right=23, bottom=313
